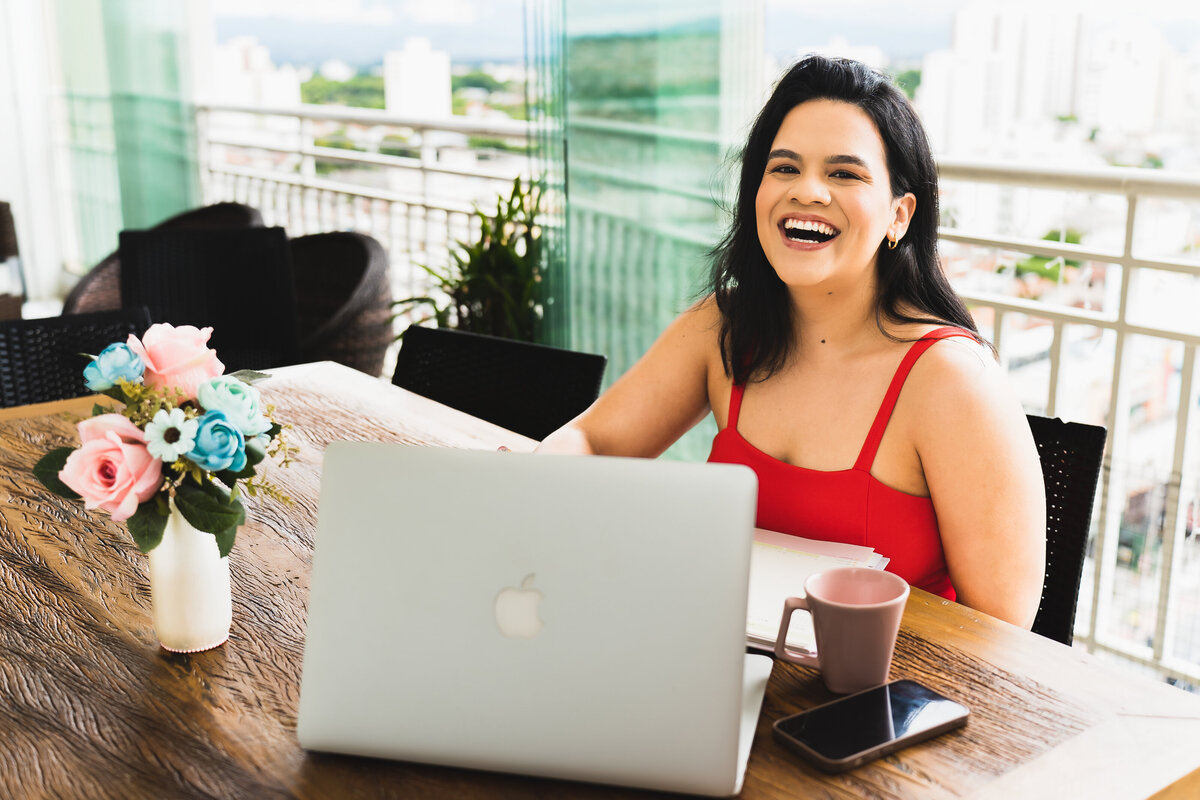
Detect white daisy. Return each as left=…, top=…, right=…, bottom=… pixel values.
left=144, top=408, right=199, bottom=462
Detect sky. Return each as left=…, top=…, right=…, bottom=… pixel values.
left=210, top=0, right=1200, bottom=68
left=211, top=0, right=527, bottom=64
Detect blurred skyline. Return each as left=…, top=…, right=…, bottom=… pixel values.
left=212, top=0, right=1200, bottom=69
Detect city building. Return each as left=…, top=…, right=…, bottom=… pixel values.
left=383, top=37, right=452, bottom=119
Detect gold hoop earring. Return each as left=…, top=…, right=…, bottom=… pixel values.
left=887, top=236, right=899, bottom=250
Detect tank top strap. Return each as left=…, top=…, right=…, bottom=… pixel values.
left=726, top=382, right=746, bottom=429
left=853, top=326, right=976, bottom=472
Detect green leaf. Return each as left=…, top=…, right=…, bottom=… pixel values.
left=212, top=525, right=237, bottom=558
left=99, top=385, right=130, bottom=405
left=215, top=460, right=256, bottom=487
left=33, top=448, right=81, bottom=499
left=127, top=500, right=169, bottom=553
left=92, top=403, right=108, bottom=417
left=390, top=296, right=441, bottom=314
left=174, top=480, right=245, bottom=538
left=244, top=437, right=267, bottom=466
left=229, top=369, right=271, bottom=385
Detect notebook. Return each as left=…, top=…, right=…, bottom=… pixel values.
left=297, top=442, right=773, bottom=797
left=746, top=528, right=890, bottom=652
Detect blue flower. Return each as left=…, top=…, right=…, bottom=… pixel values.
left=185, top=410, right=247, bottom=473
left=197, top=375, right=272, bottom=437
left=83, top=342, right=144, bottom=391
left=144, top=408, right=199, bottom=462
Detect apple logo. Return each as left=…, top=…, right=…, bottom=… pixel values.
left=494, top=573, right=544, bottom=638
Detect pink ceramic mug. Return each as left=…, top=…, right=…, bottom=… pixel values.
left=774, top=567, right=910, bottom=694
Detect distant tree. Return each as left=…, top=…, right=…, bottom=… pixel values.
left=379, top=135, right=418, bottom=159
left=301, top=75, right=385, bottom=109
left=894, top=69, right=921, bottom=100
left=452, top=71, right=505, bottom=93
left=467, top=136, right=527, bottom=154
left=488, top=103, right=527, bottom=121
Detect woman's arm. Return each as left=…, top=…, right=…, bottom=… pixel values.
left=910, top=339, right=1047, bottom=628
left=536, top=298, right=722, bottom=457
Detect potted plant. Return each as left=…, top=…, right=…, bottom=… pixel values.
left=393, top=176, right=543, bottom=341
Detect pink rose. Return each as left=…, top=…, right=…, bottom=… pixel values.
left=78, top=413, right=147, bottom=444
left=59, top=415, right=164, bottom=522
left=127, top=323, right=225, bottom=399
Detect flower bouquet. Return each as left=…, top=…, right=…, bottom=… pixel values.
left=33, top=323, right=296, bottom=651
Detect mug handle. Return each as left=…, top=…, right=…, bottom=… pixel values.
left=774, top=596, right=820, bottom=667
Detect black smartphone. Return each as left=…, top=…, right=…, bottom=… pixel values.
left=772, top=679, right=968, bottom=773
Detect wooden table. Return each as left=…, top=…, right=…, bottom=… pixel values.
left=2, top=361, right=1199, bottom=799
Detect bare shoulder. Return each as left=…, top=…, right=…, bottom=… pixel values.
left=914, top=333, right=998, bottom=386
left=902, top=330, right=1028, bottom=439
left=656, top=295, right=723, bottom=358
left=677, top=294, right=722, bottom=334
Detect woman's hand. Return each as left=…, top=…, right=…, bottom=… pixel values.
left=534, top=298, right=722, bottom=458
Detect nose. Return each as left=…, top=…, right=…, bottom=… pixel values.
left=788, top=170, right=830, bottom=206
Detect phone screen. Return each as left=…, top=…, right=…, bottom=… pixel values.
left=773, top=680, right=968, bottom=766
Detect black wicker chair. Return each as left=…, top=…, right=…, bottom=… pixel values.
left=1027, top=414, right=1108, bottom=646
left=0, top=307, right=153, bottom=407
left=118, top=226, right=301, bottom=372
left=392, top=326, right=607, bottom=441
left=63, top=202, right=264, bottom=315
left=290, top=231, right=393, bottom=376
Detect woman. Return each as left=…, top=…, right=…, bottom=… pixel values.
left=538, top=55, right=1045, bottom=628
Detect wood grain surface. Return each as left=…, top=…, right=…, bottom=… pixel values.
left=1, top=362, right=1198, bottom=799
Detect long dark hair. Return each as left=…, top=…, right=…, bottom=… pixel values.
left=709, top=54, right=979, bottom=385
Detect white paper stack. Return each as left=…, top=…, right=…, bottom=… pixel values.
left=745, top=528, right=890, bottom=652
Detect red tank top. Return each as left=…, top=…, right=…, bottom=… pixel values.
left=708, top=326, right=972, bottom=600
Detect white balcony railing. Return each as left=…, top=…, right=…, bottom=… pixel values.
left=196, top=102, right=1200, bottom=690
left=197, top=102, right=534, bottom=310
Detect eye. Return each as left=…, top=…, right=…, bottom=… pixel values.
left=767, top=163, right=798, bottom=175
left=830, top=169, right=863, bottom=180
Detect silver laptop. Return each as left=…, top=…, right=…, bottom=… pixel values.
left=297, top=442, right=772, bottom=797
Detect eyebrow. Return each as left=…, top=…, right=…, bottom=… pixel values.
left=766, top=149, right=870, bottom=169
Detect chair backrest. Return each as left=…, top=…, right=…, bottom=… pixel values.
left=392, top=326, right=607, bottom=441
left=0, top=201, right=24, bottom=320
left=0, top=307, right=153, bottom=407
left=0, top=201, right=17, bottom=261
left=290, top=231, right=393, bottom=376
left=63, top=202, right=265, bottom=315
left=1027, top=414, right=1108, bottom=646
left=118, top=226, right=301, bottom=372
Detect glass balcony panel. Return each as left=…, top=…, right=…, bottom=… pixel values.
left=939, top=178, right=1129, bottom=259
left=1131, top=197, right=1200, bottom=264
left=1126, top=268, right=1200, bottom=336
left=1104, top=335, right=1184, bottom=654
left=946, top=238, right=1121, bottom=317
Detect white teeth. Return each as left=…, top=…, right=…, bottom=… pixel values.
left=783, top=219, right=837, bottom=236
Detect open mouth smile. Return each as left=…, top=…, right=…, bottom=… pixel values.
left=781, top=218, right=840, bottom=245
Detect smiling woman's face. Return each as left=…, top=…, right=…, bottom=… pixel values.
left=754, top=98, right=914, bottom=292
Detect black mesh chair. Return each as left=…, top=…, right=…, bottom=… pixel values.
left=0, top=307, right=152, bottom=408
left=392, top=326, right=607, bottom=441
left=63, top=202, right=264, bottom=315
left=1027, top=414, right=1108, bottom=646
left=290, top=231, right=393, bottom=376
left=118, top=227, right=301, bottom=372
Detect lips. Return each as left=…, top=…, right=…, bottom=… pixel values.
left=772, top=215, right=840, bottom=247
left=781, top=217, right=840, bottom=244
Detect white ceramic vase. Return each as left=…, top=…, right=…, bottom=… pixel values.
left=147, top=502, right=233, bottom=653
